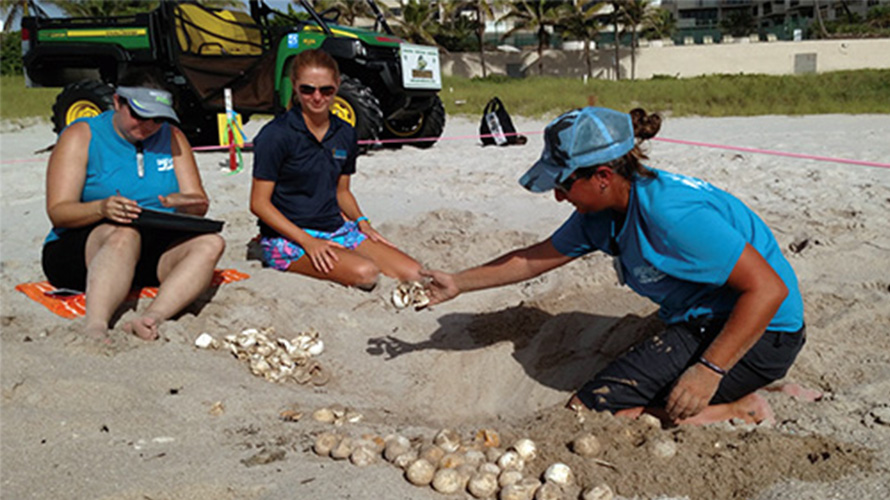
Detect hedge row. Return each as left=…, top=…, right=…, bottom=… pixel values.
left=1, top=32, right=23, bottom=76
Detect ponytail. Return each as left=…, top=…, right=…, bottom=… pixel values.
left=611, top=108, right=661, bottom=180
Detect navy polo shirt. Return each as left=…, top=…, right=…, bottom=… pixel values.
left=253, top=108, right=358, bottom=235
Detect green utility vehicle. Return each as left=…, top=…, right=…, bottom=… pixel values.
left=21, top=0, right=445, bottom=147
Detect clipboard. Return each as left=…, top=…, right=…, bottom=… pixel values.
left=134, top=208, right=224, bottom=233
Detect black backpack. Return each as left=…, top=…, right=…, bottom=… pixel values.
left=479, top=97, right=526, bottom=146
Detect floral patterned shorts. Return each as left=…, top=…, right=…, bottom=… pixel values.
left=260, top=221, right=367, bottom=271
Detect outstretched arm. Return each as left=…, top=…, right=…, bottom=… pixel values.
left=421, top=238, right=575, bottom=306
left=666, top=243, right=788, bottom=421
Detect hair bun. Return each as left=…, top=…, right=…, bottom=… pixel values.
left=629, top=108, right=661, bottom=140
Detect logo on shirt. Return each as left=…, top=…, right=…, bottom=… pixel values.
left=632, top=264, right=665, bottom=284
left=663, top=172, right=713, bottom=191
left=332, top=148, right=347, bottom=160
left=157, top=157, right=174, bottom=172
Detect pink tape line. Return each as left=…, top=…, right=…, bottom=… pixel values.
left=8, top=130, right=889, bottom=170
left=652, top=137, right=890, bottom=169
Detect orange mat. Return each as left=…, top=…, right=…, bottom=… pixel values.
left=14, top=268, right=250, bottom=319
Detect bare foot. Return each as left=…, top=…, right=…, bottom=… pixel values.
left=764, top=382, right=823, bottom=402
left=84, top=323, right=114, bottom=345
left=123, top=314, right=161, bottom=341
left=730, top=393, right=775, bottom=425
left=615, top=407, right=646, bottom=419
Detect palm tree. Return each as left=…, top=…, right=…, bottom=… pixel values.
left=556, top=1, right=605, bottom=80
left=45, top=0, right=241, bottom=18
left=313, top=0, right=371, bottom=27
left=609, top=2, right=622, bottom=80
left=463, top=0, right=505, bottom=78
left=1, top=0, right=40, bottom=31
left=719, top=6, right=756, bottom=38
left=499, top=0, right=561, bottom=76
left=642, top=7, right=675, bottom=41
left=615, top=0, right=653, bottom=80
left=44, top=1, right=158, bottom=17
left=392, top=0, right=438, bottom=46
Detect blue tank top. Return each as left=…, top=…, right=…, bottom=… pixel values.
left=45, top=111, right=179, bottom=244
left=551, top=168, right=804, bottom=332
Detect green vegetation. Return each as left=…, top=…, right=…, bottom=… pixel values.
left=1, top=31, right=22, bottom=76
left=3, top=69, right=889, bottom=122
left=1, top=75, right=58, bottom=120
left=441, top=69, right=890, bottom=119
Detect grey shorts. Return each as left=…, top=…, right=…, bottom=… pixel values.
left=575, top=318, right=806, bottom=412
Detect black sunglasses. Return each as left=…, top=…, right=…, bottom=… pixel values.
left=556, top=173, right=580, bottom=193
left=298, top=84, right=336, bottom=97
left=121, top=100, right=164, bottom=124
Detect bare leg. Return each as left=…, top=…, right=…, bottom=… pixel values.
left=125, top=233, right=225, bottom=340
left=353, top=239, right=422, bottom=282
left=83, top=225, right=141, bottom=342
left=287, top=247, right=381, bottom=289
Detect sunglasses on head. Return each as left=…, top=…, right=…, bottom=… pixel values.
left=298, top=84, right=336, bottom=97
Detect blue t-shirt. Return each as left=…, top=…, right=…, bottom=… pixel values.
left=252, top=108, right=358, bottom=235
left=551, top=169, right=803, bottom=332
left=45, top=111, right=177, bottom=244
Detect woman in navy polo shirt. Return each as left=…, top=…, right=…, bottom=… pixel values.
left=251, top=49, right=422, bottom=289
left=421, top=107, right=810, bottom=426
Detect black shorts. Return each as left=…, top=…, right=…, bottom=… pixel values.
left=575, top=318, right=806, bottom=412
left=41, top=223, right=192, bottom=291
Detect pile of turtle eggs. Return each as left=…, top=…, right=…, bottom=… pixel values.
left=313, top=427, right=616, bottom=500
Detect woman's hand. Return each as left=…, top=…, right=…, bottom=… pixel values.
left=358, top=221, right=396, bottom=248
left=303, top=237, right=344, bottom=274
left=99, top=194, right=141, bottom=224
left=665, top=363, right=722, bottom=422
left=418, top=269, right=461, bottom=306
left=158, top=193, right=209, bottom=214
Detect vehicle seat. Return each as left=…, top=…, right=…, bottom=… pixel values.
left=175, top=4, right=262, bottom=56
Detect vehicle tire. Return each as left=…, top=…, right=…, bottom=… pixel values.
left=381, top=95, right=445, bottom=149
left=51, top=80, right=115, bottom=135
left=331, top=75, right=383, bottom=147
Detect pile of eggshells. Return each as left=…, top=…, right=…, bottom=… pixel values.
left=195, top=327, right=326, bottom=384
left=391, top=281, right=431, bottom=309
left=313, top=427, right=619, bottom=500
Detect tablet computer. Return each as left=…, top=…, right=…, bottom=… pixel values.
left=134, top=208, right=224, bottom=233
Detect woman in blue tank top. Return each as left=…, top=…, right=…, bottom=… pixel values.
left=42, top=70, right=225, bottom=343
left=422, top=107, right=811, bottom=426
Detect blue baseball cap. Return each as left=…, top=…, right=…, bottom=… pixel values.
left=520, top=107, right=634, bottom=193
left=116, top=86, right=180, bottom=124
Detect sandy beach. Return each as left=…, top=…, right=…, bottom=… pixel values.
left=2, top=112, right=889, bottom=500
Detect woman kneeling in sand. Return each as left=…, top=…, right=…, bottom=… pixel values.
left=42, top=70, right=225, bottom=342
left=422, top=106, right=808, bottom=425
left=250, top=49, right=421, bottom=289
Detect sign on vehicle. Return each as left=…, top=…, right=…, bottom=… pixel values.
left=399, top=43, right=441, bottom=90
